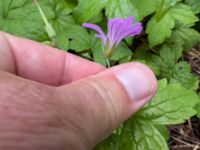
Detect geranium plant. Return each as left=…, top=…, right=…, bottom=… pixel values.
left=0, top=0, right=200, bottom=149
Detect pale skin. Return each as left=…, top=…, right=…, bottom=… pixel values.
left=0, top=32, right=157, bottom=150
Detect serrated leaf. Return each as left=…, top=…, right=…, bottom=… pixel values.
left=147, top=2, right=199, bottom=47
left=49, top=0, right=76, bottom=32
left=136, top=79, right=199, bottom=125
left=105, top=0, right=140, bottom=22
left=170, top=27, right=200, bottom=51
left=0, top=0, right=54, bottom=41
left=155, top=0, right=177, bottom=21
left=65, top=25, right=91, bottom=52
left=171, top=61, right=199, bottom=90
left=73, top=0, right=104, bottom=24
left=158, top=44, right=182, bottom=79
left=185, top=0, right=200, bottom=14
left=95, top=119, right=169, bottom=150
left=170, top=3, right=199, bottom=26
left=131, top=0, right=156, bottom=20
left=0, top=0, right=76, bottom=42
left=146, top=13, right=175, bottom=47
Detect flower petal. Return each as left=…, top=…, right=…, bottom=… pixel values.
left=83, top=23, right=106, bottom=44
left=107, top=18, right=124, bottom=47
left=112, top=17, right=134, bottom=46
left=116, top=23, right=142, bottom=45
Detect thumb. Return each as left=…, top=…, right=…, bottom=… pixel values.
left=57, top=62, right=157, bottom=149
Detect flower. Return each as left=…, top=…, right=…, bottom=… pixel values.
left=83, top=16, right=142, bottom=57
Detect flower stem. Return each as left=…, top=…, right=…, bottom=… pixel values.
left=106, top=58, right=111, bottom=68
left=34, top=0, right=56, bottom=46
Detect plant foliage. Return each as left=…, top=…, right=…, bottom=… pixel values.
left=0, top=0, right=200, bottom=149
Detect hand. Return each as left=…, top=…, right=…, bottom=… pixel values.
left=0, top=32, right=157, bottom=150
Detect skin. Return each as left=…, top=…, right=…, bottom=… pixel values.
left=0, top=32, right=157, bottom=150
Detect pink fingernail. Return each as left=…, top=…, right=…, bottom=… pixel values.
left=115, top=63, right=157, bottom=102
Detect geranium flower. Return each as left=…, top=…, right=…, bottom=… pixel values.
left=83, top=16, right=142, bottom=57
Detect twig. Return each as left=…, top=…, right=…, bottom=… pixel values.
left=188, top=119, right=194, bottom=135
left=193, top=145, right=200, bottom=150
left=171, top=136, right=195, bottom=148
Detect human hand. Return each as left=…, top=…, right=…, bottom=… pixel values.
left=0, top=32, right=157, bottom=150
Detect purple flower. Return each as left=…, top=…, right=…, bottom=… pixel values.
left=83, top=17, right=142, bottom=57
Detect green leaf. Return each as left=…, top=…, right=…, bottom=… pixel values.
left=170, top=27, right=200, bottom=51
left=65, top=25, right=91, bottom=52
left=158, top=44, right=182, bottom=79
left=49, top=0, right=76, bottom=32
left=73, top=0, right=104, bottom=24
left=0, top=0, right=54, bottom=41
left=136, top=79, right=199, bottom=125
left=55, top=30, right=69, bottom=50
left=91, top=39, right=107, bottom=66
left=95, top=119, right=169, bottom=150
left=155, top=125, right=169, bottom=141
left=195, top=102, right=200, bottom=118
left=155, top=0, right=177, bottom=21
left=170, top=3, right=199, bottom=26
left=185, top=0, right=200, bottom=14
left=111, top=43, right=133, bottom=61
left=105, top=0, right=140, bottom=22
left=146, top=13, right=175, bottom=47
left=133, top=47, right=162, bottom=75
left=171, top=61, right=199, bottom=90
left=146, top=2, right=199, bottom=47
left=131, top=0, right=156, bottom=20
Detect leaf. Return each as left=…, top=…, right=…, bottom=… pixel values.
left=110, top=43, right=133, bottom=61
left=185, top=0, right=200, bottom=14
left=155, top=0, right=177, bottom=21
left=105, top=0, right=140, bottom=22
left=158, top=44, right=182, bottom=79
left=133, top=47, right=162, bottom=75
left=49, top=0, right=76, bottom=32
left=170, top=3, right=199, bottom=26
left=91, top=39, right=107, bottom=66
left=146, top=13, right=175, bottom=47
left=65, top=25, right=91, bottom=52
left=169, top=27, right=200, bottom=51
left=55, top=30, right=69, bottom=50
left=171, top=61, right=199, bottom=90
left=0, top=0, right=54, bottom=41
left=195, top=102, right=200, bottom=118
left=131, top=0, right=156, bottom=20
left=73, top=0, right=104, bottom=24
left=146, top=2, right=199, bottom=47
left=136, top=79, right=199, bottom=125
left=95, top=119, right=169, bottom=150
left=154, top=125, right=169, bottom=141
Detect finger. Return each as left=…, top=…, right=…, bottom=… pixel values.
left=0, top=32, right=105, bottom=86
left=56, top=62, right=157, bottom=149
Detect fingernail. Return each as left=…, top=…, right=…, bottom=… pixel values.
left=115, top=63, right=157, bottom=101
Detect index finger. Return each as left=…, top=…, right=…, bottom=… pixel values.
left=0, top=32, right=105, bottom=86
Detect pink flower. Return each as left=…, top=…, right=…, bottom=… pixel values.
left=83, top=17, right=142, bottom=56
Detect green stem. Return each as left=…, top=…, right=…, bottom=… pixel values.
left=34, top=0, right=56, bottom=46
left=106, top=58, right=111, bottom=68
left=34, top=0, right=49, bottom=27
left=102, top=44, right=111, bottom=68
